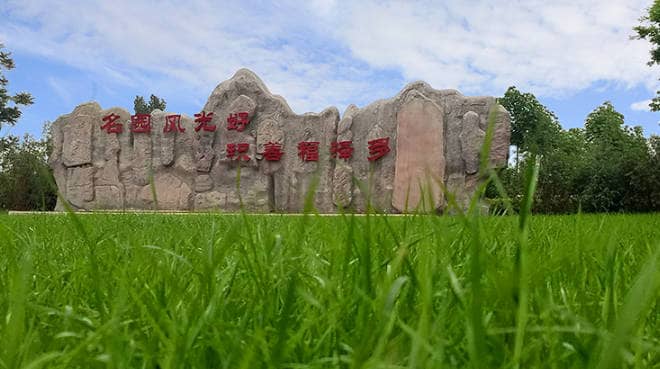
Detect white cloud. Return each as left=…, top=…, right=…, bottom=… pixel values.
left=1, top=0, right=377, bottom=113
left=46, top=77, right=73, bottom=105
left=631, top=99, right=653, bottom=111
left=306, top=0, right=337, bottom=16
left=336, top=0, right=659, bottom=96
left=1, top=0, right=659, bottom=113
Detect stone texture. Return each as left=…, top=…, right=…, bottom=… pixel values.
left=137, top=172, right=192, bottom=210
left=195, top=174, right=214, bottom=192
left=348, top=99, right=397, bottom=212
left=132, top=132, right=153, bottom=186
left=489, top=104, right=512, bottom=168
left=330, top=81, right=511, bottom=213
left=49, top=68, right=510, bottom=213
left=256, top=118, right=284, bottom=172
left=66, top=167, right=94, bottom=208
left=49, top=115, right=68, bottom=211
left=332, top=105, right=358, bottom=208
left=445, top=111, right=465, bottom=175
left=93, top=108, right=125, bottom=187
left=273, top=107, right=339, bottom=212
left=446, top=173, right=467, bottom=209
left=116, top=111, right=134, bottom=182
left=152, top=110, right=176, bottom=167
left=203, top=71, right=274, bottom=212
left=227, top=95, right=257, bottom=121
left=193, top=130, right=216, bottom=173
left=460, top=111, right=485, bottom=175
left=194, top=191, right=225, bottom=210
left=52, top=164, right=68, bottom=211
left=62, top=103, right=97, bottom=167
left=95, top=185, right=124, bottom=209
left=174, top=151, right=196, bottom=174
left=173, top=115, right=196, bottom=175
left=392, top=92, right=445, bottom=213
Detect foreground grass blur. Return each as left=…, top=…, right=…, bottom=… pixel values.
left=0, top=212, right=658, bottom=369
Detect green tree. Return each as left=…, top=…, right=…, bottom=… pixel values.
left=134, top=94, right=166, bottom=114
left=497, top=91, right=659, bottom=214
left=584, top=101, right=625, bottom=144
left=533, top=128, right=587, bottom=213
left=498, top=86, right=561, bottom=157
left=649, top=135, right=660, bottom=210
left=0, top=44, right=34, bottom=130
left=577, top=102, right=655, bottom=212
left=633, top=0, right=660, bottom=110
left=0, top=132, right=56, bottom=211
left=497, top=86, right=573, bottom=213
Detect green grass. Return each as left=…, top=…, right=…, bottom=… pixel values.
left=0, top=211, right=658, bottom=369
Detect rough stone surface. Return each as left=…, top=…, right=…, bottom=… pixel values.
left=137, top=172, right=192, bottom=210
left=132, top=132, right=152, bottom=186
left=66, top=167, right=94, bottom=208
left=446, top=173, right=467, bottom=208
left=93, top=107, right=125, bottom=188
left=49, top=69, right=510, bottom=212
left=348, top=99, right=397, bottom=212
left=95, top=185, right=124, bottom=209
left=204, top=72, right=277, bottom=212
left=332, top=105, right=358, bottom=208
left=489, top=104, right=512, bottom=168
left=49, top=115, right=68, bottom=211
left=194, top=191, right=225, bottom=210
left=392, top=92, right=445, bottom=212
left=150, top=110, right=175, bottom=167
left=273, top=107, right=339, bottom=212
left=195, top=174, right=214, bottom=192
left=62, top=103, right=96, bottom=167
left=460, top=111, right=485, bottom=175
left=193, top=132, right=216, bottom=173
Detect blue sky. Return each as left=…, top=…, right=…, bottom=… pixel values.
left=1, top=0, right=659, bottom=138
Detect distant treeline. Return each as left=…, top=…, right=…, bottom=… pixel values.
left=494, top=87, right=659, bottom=213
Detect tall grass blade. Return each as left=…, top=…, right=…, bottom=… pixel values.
left=513, top=155, right=540, bottom=368
left=591, top=245, right=660, bottom=369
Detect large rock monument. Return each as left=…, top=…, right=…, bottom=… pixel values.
left=49, top=69, right=510, bottom=213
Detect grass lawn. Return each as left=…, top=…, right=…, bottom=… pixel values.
left=0, top=212, right=658, bottom=368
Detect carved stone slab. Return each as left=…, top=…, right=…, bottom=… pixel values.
left=393, top=92, right=445, bottom=212
left=49, top=69, right=510, bottom=213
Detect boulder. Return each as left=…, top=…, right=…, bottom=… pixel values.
left=48, top=69, right=511, bottom=213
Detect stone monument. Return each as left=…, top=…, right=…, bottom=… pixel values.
left=49, top=69, right=510, bottom=213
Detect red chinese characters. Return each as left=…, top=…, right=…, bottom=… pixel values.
left=227, top=112, right=250, bottom=131
left=131, top=114, right=151, bottom=133
left=99, top=108, right=393, bottom=166
left=194, top=111, right=216, bottom=132
left=164, top=114, right=185, bottom=133
left=368, top=137, right=391, bottom=161
left=226, top=143, right=250, bottom=161
left=101, top=113, right=123, bottom=133
left=298, top=141, right=320, bottom=161
left=263, top=142, right=284, bottom=161
left=331, top=140, right=353, bottom=160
